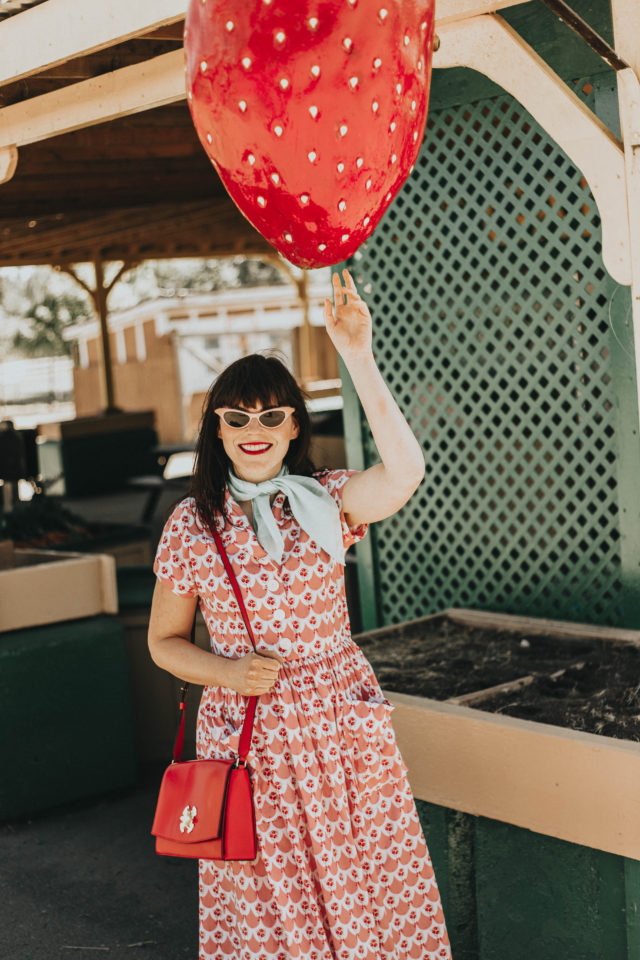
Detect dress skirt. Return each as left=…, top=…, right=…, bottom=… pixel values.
left=197, top=634, right=452, bottom=960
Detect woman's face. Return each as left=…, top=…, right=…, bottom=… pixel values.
left=217, top=399, right=300, bottom=484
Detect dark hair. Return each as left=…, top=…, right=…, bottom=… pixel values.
left=187, top=353, right=318, bottom=535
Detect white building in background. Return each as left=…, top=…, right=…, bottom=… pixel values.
left=61, top=272, right=340, bottom=444
left=0, top=355, right=74, bottom=404
left=0, top=355, right=76, bottom=428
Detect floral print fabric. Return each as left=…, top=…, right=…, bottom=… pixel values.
left=153, top=468, right=452, bottom=960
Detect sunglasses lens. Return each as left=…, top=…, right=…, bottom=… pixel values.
left=259, top=410, right=287, bottom=427
left=223, top=411, right=250, bottom=428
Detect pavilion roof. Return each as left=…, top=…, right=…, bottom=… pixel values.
left=0, top=14, right=270, bottom=266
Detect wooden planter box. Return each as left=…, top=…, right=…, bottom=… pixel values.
left=0, top=539, right=118, bottom=631
left=354, top=607, right=640, bottom=861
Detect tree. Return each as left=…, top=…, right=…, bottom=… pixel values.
left=235, top=258, right=286, bottom=287
left=11, top=292, right=91, bottom=357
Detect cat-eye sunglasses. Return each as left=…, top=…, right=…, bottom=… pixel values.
left=215, top=406, right=296, bottom=429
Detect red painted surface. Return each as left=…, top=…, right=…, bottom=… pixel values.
left=184, top=0, right=436, bottom=268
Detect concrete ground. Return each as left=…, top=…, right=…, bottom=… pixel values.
left=0, top=763, right=199, bottom=960
left=1, top=486, right=202, bottom=959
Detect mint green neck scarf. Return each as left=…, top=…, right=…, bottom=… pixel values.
left=226, top=464, right=344, bottom=565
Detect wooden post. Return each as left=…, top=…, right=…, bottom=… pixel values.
left=61, top=258, right=134, bottom=414
left=611, top=2, right=640, bottom=414
left=93, top=254, right=119, bottom=413
left=263, top=255, right=315, bottom=385
left=600, top=6, right=640, bottom=956
left=296, top=269, right=314, bottom=385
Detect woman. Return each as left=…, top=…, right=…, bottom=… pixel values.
left=148, top=269, right=452, bottom=960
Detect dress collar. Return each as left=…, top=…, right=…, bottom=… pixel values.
left=223, top=486, right=286, bottom=528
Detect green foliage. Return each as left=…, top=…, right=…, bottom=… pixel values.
left=11, top=293, right=91, bottom=358
left=235, top=258, right=286, bottom=287
left=1, top=257, right=288, bottom=359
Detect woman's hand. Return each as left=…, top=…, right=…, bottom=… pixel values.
left=227, top=649, right=284, bottom=696
left=324, top=268, right=373, bottom=361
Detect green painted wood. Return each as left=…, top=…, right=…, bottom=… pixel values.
left=589, top=73, right=640, bottom=959
left=337, top=335, right=381, bottom=630
left=474, top=816, right=627, bottom=960
left=624, top=858, right=640, bottom=960
left=590, top=82, right=640, bottom=632
left=345, top=70, right=629, bottom=628
left=415, top=799, right=452, bottom=905
left=0, top=615, right=137, bottom=821
left=430, top=0, right=614, bottom=111
left=116, top=564, right=156, bottom=609
left=333, top=9, right=640, bottom=953
left=415, top=801, right=479, bottom=960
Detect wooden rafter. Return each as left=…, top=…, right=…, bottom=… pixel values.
left=0, top=50, right=184, bottom=149
left=0, top=197, right=274, bottom=266
left=434, top=0, right=531, bottom=25
left=0, top=0, right=185, bottom=87
left=0, top=0, right=532, bottom=89
left=0, top=35, right=184, bottom=108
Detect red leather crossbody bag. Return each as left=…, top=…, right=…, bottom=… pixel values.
left=151, top=525, right=259, bottom=862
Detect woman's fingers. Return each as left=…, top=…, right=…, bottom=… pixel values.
left=331, top=271, right=343, bottom=305
left=343, top=268, right=358, bottom=292
left=332, top=271, right=360, bottom=305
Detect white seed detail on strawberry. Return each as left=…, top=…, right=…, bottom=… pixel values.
left=184, top=0, right=436, bottom=268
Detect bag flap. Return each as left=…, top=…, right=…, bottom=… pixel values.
left=151, top=759, right=234, bottom=844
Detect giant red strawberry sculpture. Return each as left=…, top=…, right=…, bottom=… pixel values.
left=184, top=0, right=435, bottom=269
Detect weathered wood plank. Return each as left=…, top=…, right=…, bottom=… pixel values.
left=0, top=0, right=185, bottom=88
left=0, top=51, right=185, bottom=149
left=389, top=688, right=640, bottom=859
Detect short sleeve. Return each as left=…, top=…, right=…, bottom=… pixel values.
left=313, top=468, right=370, bottom=552
left=153, top=498, right=199, bottom=598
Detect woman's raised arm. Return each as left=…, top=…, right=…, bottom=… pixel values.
left=324, top=269, right=426, bottom=528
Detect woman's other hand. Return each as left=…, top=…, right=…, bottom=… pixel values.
left=228, top=649, right=285, bottom=696
left=324, top=268, right=373, bottom=361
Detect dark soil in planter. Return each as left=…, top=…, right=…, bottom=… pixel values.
left=355, top=617, right=601, bottom=699
left=355, top=616, right=640, bottom=741
left=2, top=495, right=148, bottom=550
left=471, top=644, right=640, bottom=741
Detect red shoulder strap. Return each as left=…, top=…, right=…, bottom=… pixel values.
left=172, top=525, right=259, bottom=764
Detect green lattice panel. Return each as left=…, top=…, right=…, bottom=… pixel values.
left=348, top=77, right=625, bottom=627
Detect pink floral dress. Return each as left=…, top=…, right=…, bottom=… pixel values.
left=153, top=468, right=452, bottom=960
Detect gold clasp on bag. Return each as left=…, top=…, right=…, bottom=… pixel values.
left=233, top=755, right=247, bottom=768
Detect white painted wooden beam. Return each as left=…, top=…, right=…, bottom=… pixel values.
left=0, top=51, right=184, bottom=149
left=0, top=145, right=18, bottom=184
left=0, top=0, right=530, bottom=89
left=434, top=0, right=530, bottom=26
left=616, top=69, right=640, bottom=424
left=0, top=0, right=186, bottom=88
left=0, top=3, right=529, bottom=160
left=610, top=0, right=640, bottom=75
left=433, top=13, right=631, bottom=285
left=611, top=1, right=640, bottom=445
left=617, top=71, right=640, bottom=296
